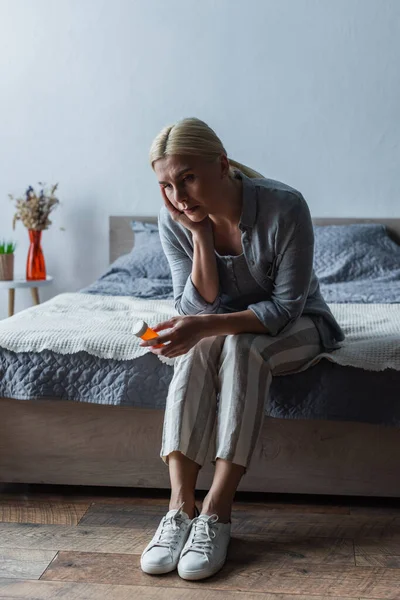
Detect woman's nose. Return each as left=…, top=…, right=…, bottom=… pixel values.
left=173, top=186, right=188, bottom=205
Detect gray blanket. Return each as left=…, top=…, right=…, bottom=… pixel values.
left=1, top=347, right=399, bottom=426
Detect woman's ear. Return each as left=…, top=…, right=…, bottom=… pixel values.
left=219, top=154, right=230, bottom=178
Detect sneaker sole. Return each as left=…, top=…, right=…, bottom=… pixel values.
left=140, top=559, right=178, bottom=575
left=177, top=557, right=227, bottom=580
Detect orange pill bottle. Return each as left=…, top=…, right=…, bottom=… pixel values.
left=132, top=319, right=164, bottom=349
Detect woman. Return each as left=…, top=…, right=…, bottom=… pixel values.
left=139, top=117, right=345, bottom=581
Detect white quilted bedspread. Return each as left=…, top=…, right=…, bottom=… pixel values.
left=0, top=293, right=399, bottom=372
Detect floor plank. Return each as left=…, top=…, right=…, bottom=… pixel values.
left=77, top=503, right=169, bottom=527
left=0, top=549, right=57, bottom=579
left=0, top=523, right=153, bottom=554
left=350, top=505, right=400, bottom=516
left=356, top=553, right=400, bottom=568
left=0, top=579, right=359, bottom=600
left=0, top=499, right=90, bottom=525
left=230, top=501, right=350, bottom=515
left=355, top=536, right=400, bottom=560
left=230, top=513, right=398, bottom=540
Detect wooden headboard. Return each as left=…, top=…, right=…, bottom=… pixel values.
left=109, top=216, right=400, bottom=263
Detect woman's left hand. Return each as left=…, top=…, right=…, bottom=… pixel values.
left=138, top=315, right=206, bottom=358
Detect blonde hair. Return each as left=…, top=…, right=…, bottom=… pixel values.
left=149, top=117, right=265, bottom=179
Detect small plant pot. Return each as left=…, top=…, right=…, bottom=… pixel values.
left=0, top=254, right=14, bottom=281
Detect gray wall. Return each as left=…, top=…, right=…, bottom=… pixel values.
left=0, top=0, right=399, bottom=318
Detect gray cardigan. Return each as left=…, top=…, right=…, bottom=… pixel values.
left=157, top=169, right=345, bottom=352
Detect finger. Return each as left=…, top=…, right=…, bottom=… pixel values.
left=161, top=345, right=187, bottom=358
left=160, top=187, right=182, bottom=218
left=144, top=335, right=172, bottom=345
left=151, top=343, right=187, bottom=358
left=150, top=343, right=178, bottom=356
left=160, top=186, right=173, bottom=209
left=150, top=346, right=172, bottom=356
left=152, top=320, right=175, bottom=332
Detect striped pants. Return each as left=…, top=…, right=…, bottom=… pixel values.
left=160, top=316, right=324, bottom=473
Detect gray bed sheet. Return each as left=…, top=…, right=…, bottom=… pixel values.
left=1, top=347, right=399, bottom=427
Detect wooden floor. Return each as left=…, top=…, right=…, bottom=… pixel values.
left=0, top=483, right=399, bottom=599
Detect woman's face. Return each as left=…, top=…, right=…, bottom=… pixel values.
left=153, top=154, right=229, bottom=221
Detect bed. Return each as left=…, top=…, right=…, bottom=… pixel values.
left=0, top=216, right=399, bottom=497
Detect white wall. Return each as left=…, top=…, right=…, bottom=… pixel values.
left=0, top=0, right=399, bottom=319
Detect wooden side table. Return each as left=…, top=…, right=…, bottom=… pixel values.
left=0, top=276, right=53, bottom=317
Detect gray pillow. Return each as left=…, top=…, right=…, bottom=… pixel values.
left=131, top=220, right=160, bottom=249
left=127, top=220, right=170, bottom=279
left=313, top=223, right=400, bottom=283
left=79, top=221, right=173, bottom=297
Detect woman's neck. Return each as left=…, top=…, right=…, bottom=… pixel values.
left=208, top=175, right=243, bottom=230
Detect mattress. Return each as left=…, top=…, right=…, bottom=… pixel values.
left=1, top=347, right=399, bottom=427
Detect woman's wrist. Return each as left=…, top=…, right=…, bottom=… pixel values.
left=192, top=228, right=214, bottom=244
left=199, top=311, right=269, bottom=336
left=198, top=313, right=225, bottom=336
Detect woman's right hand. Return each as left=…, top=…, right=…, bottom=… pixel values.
left=160, top=187, right=213, bottom=236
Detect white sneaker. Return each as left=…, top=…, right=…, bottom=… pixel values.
left=140, top=502, right=199, bottom=575
left=177, top=513, right=231, bottom=580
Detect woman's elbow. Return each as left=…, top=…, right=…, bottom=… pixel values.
left=174, top=299, right=186, bottom=315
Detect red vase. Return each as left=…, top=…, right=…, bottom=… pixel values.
left=26, top=229, right=46, bottom=280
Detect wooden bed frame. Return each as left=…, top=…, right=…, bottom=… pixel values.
left=0, top=217, right=399, bottom=496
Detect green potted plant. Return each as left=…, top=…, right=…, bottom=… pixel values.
left=0, top=240, right=17, bottom=281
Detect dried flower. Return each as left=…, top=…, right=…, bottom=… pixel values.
left=9, top=182, right=61, bottom=231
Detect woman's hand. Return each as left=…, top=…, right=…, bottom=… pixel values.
left=138, top=315, right=206, bottom=358
left=161, top=186, right=213, bottom=236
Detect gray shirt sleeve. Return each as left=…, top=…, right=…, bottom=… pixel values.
left=247, top=195, right=314, bottom=336
left=158, top=211, right=222, bottom=315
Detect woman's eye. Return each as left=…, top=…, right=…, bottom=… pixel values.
left=161, top=175, right=194, bottom=190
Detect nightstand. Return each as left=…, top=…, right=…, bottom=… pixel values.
left=0, top=276, right=53, bottom=317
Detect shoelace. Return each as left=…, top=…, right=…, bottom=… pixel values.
left=146, top=501, right=189, bottom=557
left=181, top=514, right=219, bottom=562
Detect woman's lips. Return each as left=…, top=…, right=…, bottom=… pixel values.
left=183, top=206, right=199, bottom=213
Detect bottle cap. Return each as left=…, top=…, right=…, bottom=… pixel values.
left=132, top=319, right=148, bottom=337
